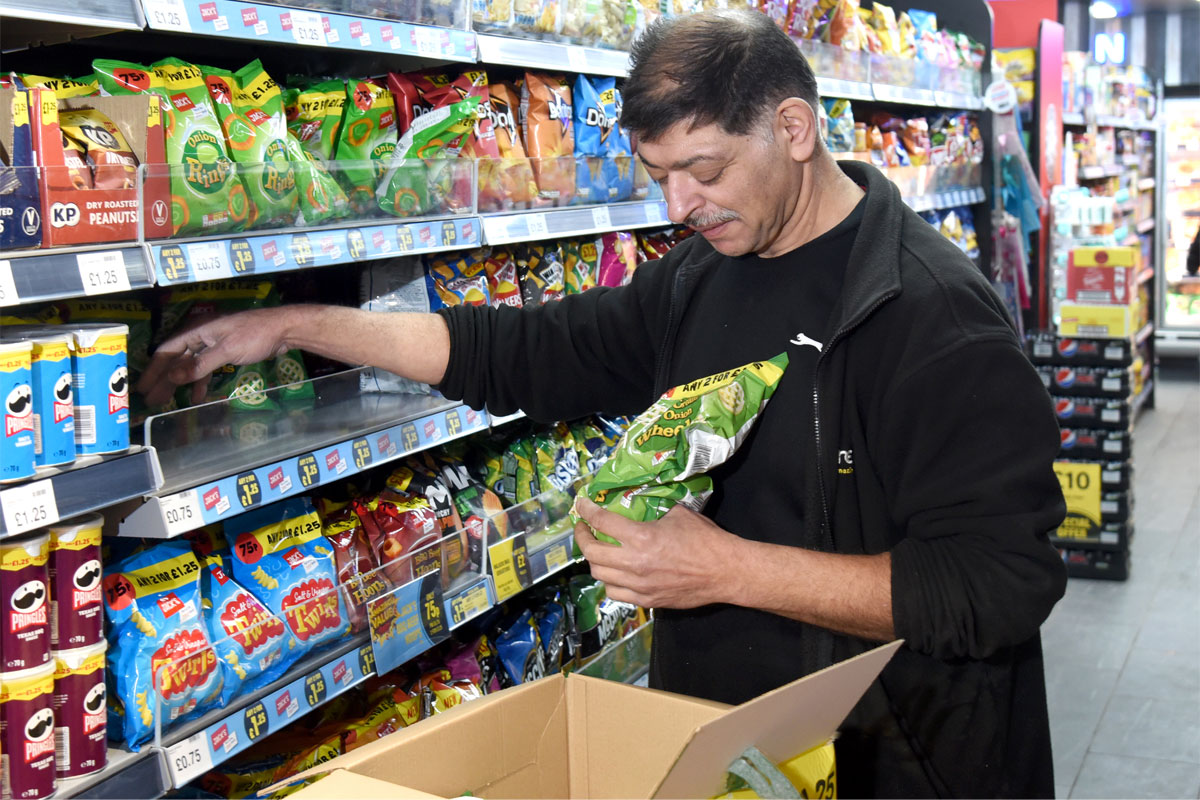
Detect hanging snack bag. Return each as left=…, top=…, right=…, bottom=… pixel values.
left=427, top=451, right=507, bottom=568
left=103, top=541, right=223, bottom=749
left=521, top=72, right=575, bottom=206
left=198, top=554, right=290, bottom=705
left=580, top=353, right=789, bottom=543
left=534, top=423, right=581, bottom=517
left=561, top=238, right=598, bottom=294
left=93, top=58, right=246, bottom=235
left=487, top=82, right=538, bottom=209
left=321, top=507, right=391, bottom=632
left=227, top=498, right=351, bottom=660
left=58, top=108, right=139, bottom=191
left=484, top=248, right=524, bottom=308
left=334, top=79, right=398, bottom=214
left=493, top=609, right=547, bottom=686
left=285, top=131, right=352, bottom=226
left=203, top=61, right=298, bottom=229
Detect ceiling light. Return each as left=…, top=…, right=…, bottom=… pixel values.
left=1090, top=1, right=1118, bottom=18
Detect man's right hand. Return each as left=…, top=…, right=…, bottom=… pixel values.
left=138, top=306, right=295, bottom=407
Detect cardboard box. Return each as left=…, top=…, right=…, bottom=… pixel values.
left=1067, top=246, right=1138, bottom=305
left=31, top=92, right=170, bottom=246
left=1059, top=546, right=1130, bottom=581
left=1052, top=395, right=1131, bottom=431
left=1059, top=427, right=1132, bottom=461
left=1027, top=332, right=1135, bottom=367
left=1058, top=302, right=1137, bottom=339
left=0, top=86, right=43, bottom=249
left=1036, top=365, right=1134, bottom=399
left=278, top=642, right=902, bottom=800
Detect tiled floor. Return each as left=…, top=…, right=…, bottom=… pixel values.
left=1042, top=355, right=1200, bottom=799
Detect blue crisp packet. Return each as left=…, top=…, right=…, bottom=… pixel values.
left=494, top=608, right=547, bottom=685
left=574, top=75, right=612, bottom=204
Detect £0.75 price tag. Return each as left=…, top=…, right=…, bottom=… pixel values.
left=166, top=732, right=213, bottom=786
left=591, top=206, right=612, bottom=229
left=0, top=260, right=18, bottom=307
left=161, top=490, right=204, bottom=536
left=77, top=251, right=132, bottom=296
left=290, top=10, right=327, bottom=46
left=2, top=480, right=60, bottom=535
left=186, top=242, right=233, bottom=281
left=143, top=0, right=194, bottom=31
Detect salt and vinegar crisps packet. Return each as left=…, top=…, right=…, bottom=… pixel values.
left=203, top=61, right=298, bottom=229
left=580, top=353, right=789, bottom=543
left=57, top=109, right=138, bottom=190
left=103, top=541, right=224, bottom=749
left=521, top=73, right=575, bottom=206
left=227, top=497, right=351, bottom=660
left=335, top=79, right=398, bottom=214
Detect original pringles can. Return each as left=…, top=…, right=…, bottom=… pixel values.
left=0, top=331, right=75, bottom=470
left=0, top=340, right=35, bottom=483
left=0, top=664, right=57, bottom=800
left=1, top=531, right=51, bottom=673
left=52, top=643, right=107, bottom=779
left=66, top=324, right=130, bottom=456
left=48, top=516, right=104, bottom=651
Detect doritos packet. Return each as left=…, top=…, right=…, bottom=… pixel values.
left=580, top=353, right=790, bottom=543
left=486, top=82, right=537, bottom=209
left=104, top=541, right=223, bottom=749
left=199, top=554, right=290, bottom=705
left=227, top=498, right=351, bottom=659
left=573, top=76, right=632, bottom=203
left=521, top=73, right=575, bottom=206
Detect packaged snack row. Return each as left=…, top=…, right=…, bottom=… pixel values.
left=189, top=566, right=646, bottom=799
left=822, top=99, right=983, bottom=168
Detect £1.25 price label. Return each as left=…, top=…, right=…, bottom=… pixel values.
left=77, top=250, right=133, bottom=296
left=2, top=480, right=61, bottom=535
left=144, top=0, right=194, bottom=31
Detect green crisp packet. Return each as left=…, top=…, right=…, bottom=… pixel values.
left=578, top=353, right=789, bottom=544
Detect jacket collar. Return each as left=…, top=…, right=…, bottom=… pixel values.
left=828, top=160, right=904, bottom=338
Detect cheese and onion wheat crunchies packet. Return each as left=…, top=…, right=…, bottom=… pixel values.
left=575, top=353, right=789, bottom=544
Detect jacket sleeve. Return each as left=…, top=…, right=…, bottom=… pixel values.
left=435, top=253, right=678, bottom=422
left=879, top=337, right=1068, bottom=661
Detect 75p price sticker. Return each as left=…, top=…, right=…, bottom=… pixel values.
left=2, top=479, right=61, bottom=535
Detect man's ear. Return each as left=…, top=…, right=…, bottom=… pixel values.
left=776, top=97, right=819, bottom=162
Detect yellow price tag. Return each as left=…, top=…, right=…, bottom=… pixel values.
left=544, top=544, right=569, bottom=573
left=1054, top=461, right=1102, bottom=539
left=488, top=534, right=529, bottom=603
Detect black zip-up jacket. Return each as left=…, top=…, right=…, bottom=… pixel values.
left=438, top=161, right=1068, bottom=797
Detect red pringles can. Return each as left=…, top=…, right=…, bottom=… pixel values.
left=1, top=531, right=51, bottom=673
left=0, top=664, right=57, bottom=799
left=52, top=643, right=107, bottom=779
left=47, top=515, right=103, bottom=651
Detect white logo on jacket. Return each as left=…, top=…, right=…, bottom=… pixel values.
left=790, top=332, right=823, bottom=351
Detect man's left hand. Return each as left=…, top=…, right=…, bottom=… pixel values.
left=573, top=496, right=742, bottom=609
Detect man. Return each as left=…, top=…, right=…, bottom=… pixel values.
left=141, top=10, right=1067, bottom=797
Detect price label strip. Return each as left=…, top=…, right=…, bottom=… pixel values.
left=185, top=241, right=234, bottom=282
left=368, top=571, right=449, bottom=675
left=152, top=405, right=490, bottom=535
left=167, top=642, right=376, bottom=786
left=446, top=577, right=493, bottom=628
left=1, top=479, right=61, bottom=536
left=0, top=260, right=18, bottom=307
left=143, top=0, right=194, bottom=31
left=488, top=532, right=531, bottom=604
left=77, top=250, right=132, bottom=296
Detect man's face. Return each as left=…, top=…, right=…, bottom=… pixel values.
left=637, top=119, right=799, bottom=257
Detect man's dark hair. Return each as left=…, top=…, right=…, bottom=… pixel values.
left=621, top=9, right=820, bottom=143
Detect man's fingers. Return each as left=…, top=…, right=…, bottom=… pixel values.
left=574, top=496, right=649, bottom=546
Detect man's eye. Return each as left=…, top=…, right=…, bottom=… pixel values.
left=697, top=170, right=724, bottom=185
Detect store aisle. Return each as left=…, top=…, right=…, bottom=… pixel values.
left=1042, top=355, right=1200, bottom=799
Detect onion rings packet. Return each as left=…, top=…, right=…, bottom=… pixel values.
left=579, top=353, right=789, bottom=543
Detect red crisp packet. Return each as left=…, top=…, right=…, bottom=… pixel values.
left=322, top=507, right=391, bottom=633
left=367, top=490, right=441, bottom=586
left=387, top=70, right=452, bottom=134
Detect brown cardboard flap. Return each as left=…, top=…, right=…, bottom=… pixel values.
left=652, top=640, right=903, bottom=799
left=287, top=769, right=444, bottom=799
left=266, top=675, right=570, bottom=798
left=567, top=676, right=730, bottom=799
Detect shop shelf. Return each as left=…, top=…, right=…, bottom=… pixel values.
left=119, top=368, right=493, bottom=537
left=139, top=0, right=475, bottom=60
left=54, top=747, right=168, bottom=800
left=480, top=200, right=669, bottom=245
left=474, top=33, right=631, bottom=77
left=0, top=0, right=143, bottom=28
left=0, top=243, right=153, bottom=308
left=1, top=446, right=161, bottom=538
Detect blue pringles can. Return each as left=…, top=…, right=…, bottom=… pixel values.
left=2, top=330, right=76, bottom=469
left=0, top=340, right=36, bottom=482
left=67, top=324, right=130, bottom=456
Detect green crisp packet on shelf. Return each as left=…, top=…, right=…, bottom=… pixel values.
left=576, top=353, right=789, bottom=544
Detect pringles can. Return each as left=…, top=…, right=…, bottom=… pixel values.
left=66, top=324, right=129, bottom=456
left=1, top=531, right=51, bottom=673
left=48, top=515, right=104, bottom=650
left=0, top=340, right=35, bottom=482
left=0, top=664, right=57, bottom=799
left=0, top=331, right=75, bottom=469
left=52, top=643, right=107, bottom=779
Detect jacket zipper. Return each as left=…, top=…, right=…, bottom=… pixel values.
left=812, top=291, right=898, bottom=548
